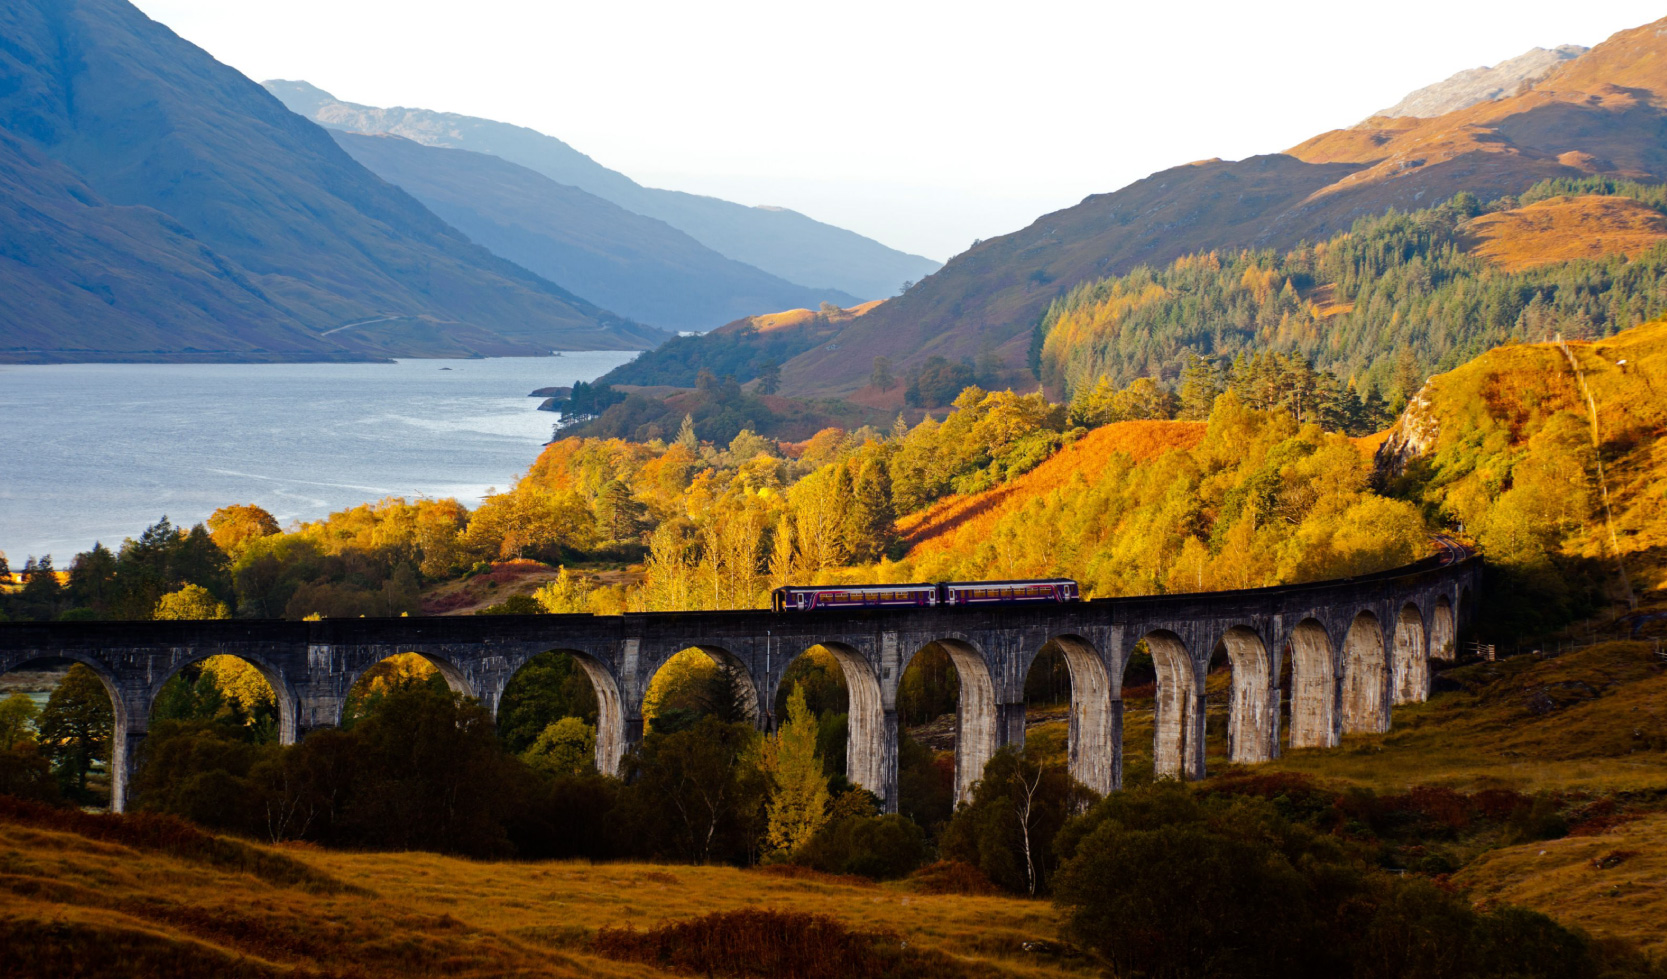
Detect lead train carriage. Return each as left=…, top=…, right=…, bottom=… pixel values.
left=770, top=578, right=1079, bottom=612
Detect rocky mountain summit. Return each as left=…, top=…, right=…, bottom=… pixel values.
left=1370, top=44, right=1588, bottom=120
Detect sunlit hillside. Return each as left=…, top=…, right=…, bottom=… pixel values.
left=1463, top=195, right=1667, bottom=271
left=1382, top=316, right=1667, bottom=608
left=896, top=420, right=1206, bottom=556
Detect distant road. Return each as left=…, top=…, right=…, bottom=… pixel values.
left=320, top=315, right=409, bottom=336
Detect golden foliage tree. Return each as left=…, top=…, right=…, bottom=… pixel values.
left=153, top=583, right=230, bottom=620
left=764, top=684, right=830, bottom=854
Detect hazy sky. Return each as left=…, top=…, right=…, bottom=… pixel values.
left=134, top=0, right=1664, bottom=261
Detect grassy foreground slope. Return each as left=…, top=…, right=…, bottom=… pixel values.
left=0, top=806, right=1075, bottom=979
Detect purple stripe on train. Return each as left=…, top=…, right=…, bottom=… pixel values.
left=771, top=579, right=1079, bottom=612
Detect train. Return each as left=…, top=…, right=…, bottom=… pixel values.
left=770, top=578, right=1079, bottom=612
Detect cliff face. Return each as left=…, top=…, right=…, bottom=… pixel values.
left=1373, top=391, right=1441, bottom=480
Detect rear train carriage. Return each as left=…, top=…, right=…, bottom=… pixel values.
left=940, top=578, right=1079, bottom=606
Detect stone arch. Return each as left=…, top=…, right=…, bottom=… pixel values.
left=902, top=638, right=996, bottom=804
left=1431, top=595, right=1457, bottom=662
left=148, top=650, right=300, bottom=745
left=1287, top=619, right=1337, bottom=749
left=338, top=651, right=478, bottom=728
left=1391, top=604, right=1428, bottom=706
left=1218, top=626, right=1278, bottom=764
left=1142, top=630, right=1202, bottom=780
left=2, top=653, right=134, bottom=811
left=1037, top=635, right=1114, bottom=795
left=502, top=648, right=627, bottom=776
left=774, top=643, right=884, bottom=798
left=1340, top=611, right=1390, bottom=734
left=641, top=644, right=762, bottom=728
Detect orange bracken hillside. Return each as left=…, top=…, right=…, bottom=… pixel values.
left=1462, top=196, right=1667, bottom=271
left=898, top=420, right=1206, bottom=555
left=713, top=300, right=884, bottom=336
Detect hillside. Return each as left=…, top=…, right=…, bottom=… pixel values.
left=598, top=301, right=883, bottom=388
left=333, top=132, right=859, bottom=332
left=265, top=81, right=941, bottom=300
left=1462, top=195, right=1667, bottom=271
left=896, top=420, right=1207, bottom=556
left=0, top=0, right=665, bottom=363
left=762, top=15, right=1667, bottom=397
left=1032, top=184, right=1667, bottom=402
left=1379, top=317, right=1667, bottom=611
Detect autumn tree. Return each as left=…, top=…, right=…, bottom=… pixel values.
left=520, top=716, right=596, bottom=777
left=206, top=504, right=280, bottom=557
left=153, top=583, right=231, bottom=620
left=38, top=663, right=113, bottom=796
left=0, top=693, right=39, bottom=749
left=764, top=684, right=830, bottom=854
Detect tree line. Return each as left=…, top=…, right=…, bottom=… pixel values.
left=1037, top=185, right=1667, bottom=411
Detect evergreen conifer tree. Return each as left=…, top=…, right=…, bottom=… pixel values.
left=765, top=684, right=830, bottom=853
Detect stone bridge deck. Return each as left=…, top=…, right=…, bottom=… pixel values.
left=0, top=554, right=1480, bottom=812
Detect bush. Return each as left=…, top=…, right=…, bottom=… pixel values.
left=795, top=814, right=927, bottom=881
left=939, top=748, right=1095, bottom=895
left=592, top=909, right=962, bottom=979
left=1051, top=784, right=1637, bottom=979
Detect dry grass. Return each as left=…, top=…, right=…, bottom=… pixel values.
left=1463, top=196, right=1667, bottom=272
left=1455, top=812, right=1667, bottom=956
left=1240, top=642, right=1667, bottom=795
left=897, top=420, right=1206, bottom=554
left=0, top=812, right=1079, bottom=979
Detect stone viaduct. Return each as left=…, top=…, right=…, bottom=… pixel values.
left=0, top=553, right=1479, bottom=813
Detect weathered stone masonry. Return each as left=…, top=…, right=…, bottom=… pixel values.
left=0, top=555, right=1479, bottom=813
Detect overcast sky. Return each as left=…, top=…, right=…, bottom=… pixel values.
left=134, top=0, right=1665, bottom=262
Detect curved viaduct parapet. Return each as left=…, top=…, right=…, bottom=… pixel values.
left=0, top=554, right=1481, bottom=812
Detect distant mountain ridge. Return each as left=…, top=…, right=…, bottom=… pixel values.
left=0, top=0, right=665, bottom=362
left=1371, top=45, right=1588, bottom=120
left=265, top=81, right=941, bottom=301
left=757, top=15, right=1667, bottom=398
left=331, top=132, right=860, bottom=331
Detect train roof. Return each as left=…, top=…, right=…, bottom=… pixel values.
left=940, top=578, right=1078, bottom=586
left=772, top=582, right=938, bottom=591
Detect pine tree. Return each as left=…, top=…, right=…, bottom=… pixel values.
left=675, top=414, right=698, bottom=452
left=756, top=360, right=781, bottom=395
left=764, top=684, right=830, bottom=854
left=846, top=460, right=896, bottom=562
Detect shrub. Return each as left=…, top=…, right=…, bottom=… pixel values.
left=592, top=909, right=963, bottom=979
left=795, top=814, right=927, bottom=881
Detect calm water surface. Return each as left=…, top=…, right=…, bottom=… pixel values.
left=0, top=354, right=634, bottom=561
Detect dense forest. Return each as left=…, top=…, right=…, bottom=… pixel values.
left=1037, top=180, right=1667, bottom=407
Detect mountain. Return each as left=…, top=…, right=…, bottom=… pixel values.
left=264, top=81, right=941, bottom=299
left=0, top=0, right=665, bottom=363
left=760, top=15, right=1667, bottom=398
left=328, top=132, right=859, bottom=332
left=1372, top=45, right=1587, bottom=119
